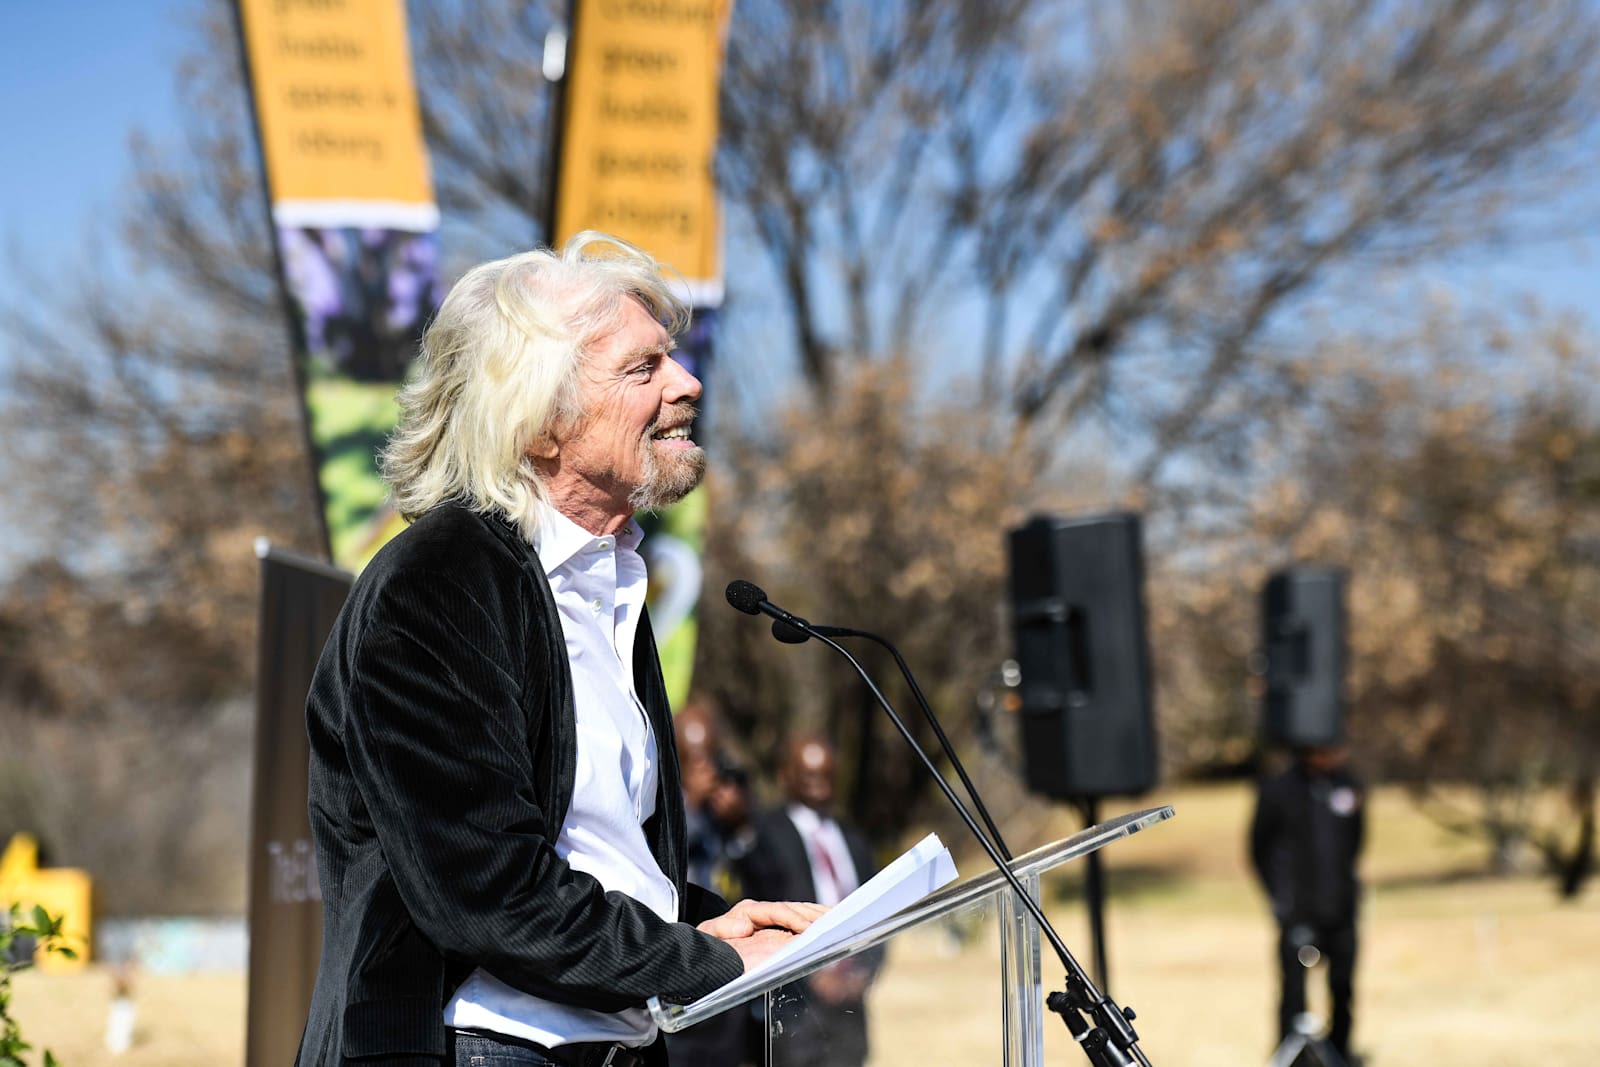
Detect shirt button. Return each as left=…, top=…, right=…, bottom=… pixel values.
left=597, top=538, right=613, bottom=550
left=591, top=597, right=603, bottom=614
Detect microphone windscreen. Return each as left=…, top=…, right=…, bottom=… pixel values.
left=771, top=619, right=811, bottom=644
left=725, top=580, right=767, bottom=615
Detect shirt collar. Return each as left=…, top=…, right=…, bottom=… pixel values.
left=787, top=803, right=834, bottom=837
left=532, top=500, right=645, bottom=576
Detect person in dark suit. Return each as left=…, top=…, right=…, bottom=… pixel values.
left=665, top=695, right=757, bottom=1067
left=296, top=232, right=821, bottom=1067
left=1250, top=745, right=1366, bottom=1064
left=739, top=737, right=880, bottom=1067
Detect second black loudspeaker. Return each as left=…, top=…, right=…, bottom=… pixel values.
left=1006, top=512, right=1158, bottom=798
left=1260, top=566, right=1347, bottom=746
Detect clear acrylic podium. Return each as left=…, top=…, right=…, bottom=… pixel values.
left=648, top=805, right=1173, bottom=1067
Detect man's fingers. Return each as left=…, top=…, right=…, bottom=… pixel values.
left=697, top=913, right=755, bottom=940
left=699, top=899, right=829, bottom=944
left=729, top=899, right=829, bottom=933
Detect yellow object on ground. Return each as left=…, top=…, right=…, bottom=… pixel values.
left=0, top=833, right=91, bottom=973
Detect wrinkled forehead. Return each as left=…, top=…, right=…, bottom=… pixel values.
left=578, top=294, right=675, bottom=371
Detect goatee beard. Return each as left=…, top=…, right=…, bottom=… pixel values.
left=629, top=402, right=706, bottom=511
left=629, top=444, right=706, bottom=511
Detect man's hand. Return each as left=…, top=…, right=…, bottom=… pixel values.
left=698, top=899, right=827, bottom=972
left=721, top=927, right=797, bottom=972
left=696, top=898, right=826, bottom=941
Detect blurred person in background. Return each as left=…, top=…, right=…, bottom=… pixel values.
left=1250, top=745, right=1367, bottom=1065
left=666, top=694, right=757, bottom=1067
left=676, top=693, right=757, bottom=901
left=296, top=232, right=821, bottom=1067
left=740, top=736, right=881, bottom=1067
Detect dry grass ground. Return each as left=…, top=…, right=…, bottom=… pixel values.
left=11, top=781, right=1599, bottom=1065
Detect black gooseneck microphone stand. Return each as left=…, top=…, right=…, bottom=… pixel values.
left=727, top=581, right=1152, bottom=1067
left=771, top=617, right=1016, bottom=864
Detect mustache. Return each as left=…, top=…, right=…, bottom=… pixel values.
left=648, top=401, right=699, bottom=434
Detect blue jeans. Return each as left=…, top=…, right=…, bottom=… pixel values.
left=452, top=1031, right=560, bottom=1066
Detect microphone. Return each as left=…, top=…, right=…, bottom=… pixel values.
left=725, top=581, right=1151, bottom=1067
left=723, top=579, right=767, bottom=615
left=725, top=580, right=816, bottom=632
left=727, top=582, right=859, bottom=650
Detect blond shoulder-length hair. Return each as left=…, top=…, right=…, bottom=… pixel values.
left=380, top=231, right=691, bottom=540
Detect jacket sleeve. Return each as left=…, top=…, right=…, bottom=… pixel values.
left=341, top=565, right=743, bottom=1011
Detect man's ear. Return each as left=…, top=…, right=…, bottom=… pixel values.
left=527, top=429, right=562, bottom=461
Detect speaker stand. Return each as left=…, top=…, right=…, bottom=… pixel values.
left=1075, top=797, right=1111, bottom=992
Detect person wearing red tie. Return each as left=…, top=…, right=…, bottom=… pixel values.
left=739, top=736, right=881, bottom=1067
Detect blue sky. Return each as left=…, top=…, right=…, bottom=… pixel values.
left=0, top=4, right=187, bottom=280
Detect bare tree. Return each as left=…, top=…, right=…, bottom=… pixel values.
left=1237, top=306, right=1600, bottom=895
left=410, top=0, right=560, bottom=259
left=718, top=0, right=1599, bottom=491
left=717, top=0, right=1037, bottom=397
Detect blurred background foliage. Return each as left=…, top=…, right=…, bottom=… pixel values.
left=1, top=0, right=1597, bottom=912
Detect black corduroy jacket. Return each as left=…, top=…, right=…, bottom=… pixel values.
left=295, top=503, right=743, bottom=1067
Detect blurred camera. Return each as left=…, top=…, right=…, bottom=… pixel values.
left=714, top=753, right=749, bottom=790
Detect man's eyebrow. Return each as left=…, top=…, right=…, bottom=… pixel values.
left=622, top=340, right=677, bottom=361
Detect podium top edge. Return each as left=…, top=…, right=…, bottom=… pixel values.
left=646, top=804, right=1175, bottom=1030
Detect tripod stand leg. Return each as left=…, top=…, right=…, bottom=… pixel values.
left=1269, top=1031, right=1306, bottom=1067
left=1268, top=1030, right=1349, bottom=1067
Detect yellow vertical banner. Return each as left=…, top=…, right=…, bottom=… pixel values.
left=237, top=0, right=441, bottom=572
left=555, top=0, right=731, bottom=306
left=238, top=0, right=436, bottom=228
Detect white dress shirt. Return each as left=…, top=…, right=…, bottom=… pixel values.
left=445, top=504, right=677, bottom=1048
left=785, top=804, right=861, bottom=906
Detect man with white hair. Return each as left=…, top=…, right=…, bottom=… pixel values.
left=295, top=233, right=818, bottom=1067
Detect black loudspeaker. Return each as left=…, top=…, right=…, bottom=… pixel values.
left=1006, top=512, right=1158, bottom=798
left=1260, top=566, right=1347, bottom=746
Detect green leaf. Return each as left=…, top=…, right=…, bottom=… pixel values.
left=29, top=907, right=49, bottom=935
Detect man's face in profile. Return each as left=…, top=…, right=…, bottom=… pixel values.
left=555, top=296, right=705, bottom=517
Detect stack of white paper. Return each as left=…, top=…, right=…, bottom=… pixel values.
left=707, top=831, right=958, bottom=1004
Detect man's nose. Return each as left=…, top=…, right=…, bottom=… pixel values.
left=662, top=354, right=702, bottom=403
